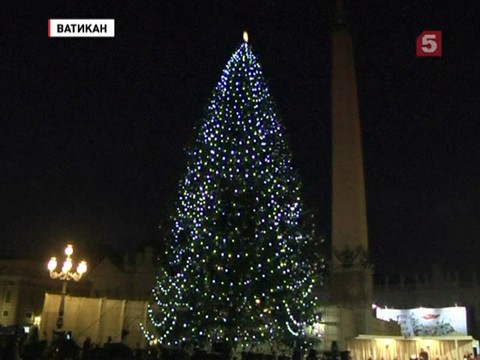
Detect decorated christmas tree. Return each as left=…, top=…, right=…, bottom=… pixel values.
left=142, top=33, right=322, bottom=350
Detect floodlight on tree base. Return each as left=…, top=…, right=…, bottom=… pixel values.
left=47, top=244, right=87, bottom=330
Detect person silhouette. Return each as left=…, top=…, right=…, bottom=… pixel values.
left=420, top=348, right=429, bottom=360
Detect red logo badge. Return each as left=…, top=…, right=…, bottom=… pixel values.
left=416, top=31, right=442, bottom=57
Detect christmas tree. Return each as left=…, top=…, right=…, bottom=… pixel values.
left=142, top=33, right=322, bottom=350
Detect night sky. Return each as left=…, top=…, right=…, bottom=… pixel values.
left=1, top=1, right=479, bottom=277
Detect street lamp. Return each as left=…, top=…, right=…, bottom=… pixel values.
left=47, top=244, right=87, bottom=330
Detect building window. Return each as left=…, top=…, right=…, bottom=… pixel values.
left=2, top=311, right=8, bottom=317
left=4, top=290, right=11, bottom=303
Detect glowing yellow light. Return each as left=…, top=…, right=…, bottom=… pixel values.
left=62, top=259, right=73, bottom=273
left=243, top=31, right=249, bottom=43
left=48, top=257, right=57, bottom=271
left=77, top=261, right=87, bottom=275
left=65, top=244, right=73, bottom=256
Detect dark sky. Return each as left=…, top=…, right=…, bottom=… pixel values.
left=1, top=1, right=479, bottom=276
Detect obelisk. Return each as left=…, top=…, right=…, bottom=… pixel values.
left=330, top=0, right=373, bottom=306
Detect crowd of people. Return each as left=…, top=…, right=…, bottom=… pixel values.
left=0, top=331, right=160, bottom=360
left=0, top=332, right=323, bottom=360
left=11, top=332, right=476, bottom=360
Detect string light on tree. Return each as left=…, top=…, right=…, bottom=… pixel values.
left=142, top=32, right=323, bottom=349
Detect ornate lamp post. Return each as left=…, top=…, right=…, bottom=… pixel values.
left=47, top=244, right=87, bottom=330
